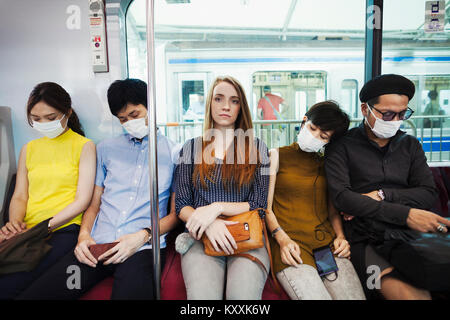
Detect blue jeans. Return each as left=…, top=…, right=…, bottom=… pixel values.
left=276, top=258, right=366, bottom=300
left=181, top=239, right=270, bottom=300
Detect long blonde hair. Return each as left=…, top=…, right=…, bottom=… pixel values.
left=193, top=76, right=260, bottom=190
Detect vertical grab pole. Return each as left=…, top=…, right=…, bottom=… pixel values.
left=364, top=0, right=383, bottom=82
left=146, top=0, right=161, bottom=300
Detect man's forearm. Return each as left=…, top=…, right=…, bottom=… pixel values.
left=333, top=188, right=410, bottom=225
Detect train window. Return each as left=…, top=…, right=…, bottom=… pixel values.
left=340, top=79, right=359, bottom=118
left=177, top=72, right=210, bottom=122
left=253, top=71, right=327, bottom=120
left=126, top=1, right=147, bottom=81
left=126, top=0, right=366, bottom=147
left=382, top=0, right=450, bottom=161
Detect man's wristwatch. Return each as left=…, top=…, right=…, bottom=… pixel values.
left=377, top=189, right=385, bottom=201
left=143, top=227, right=152, bottom=244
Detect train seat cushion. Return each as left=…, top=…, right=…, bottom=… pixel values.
left=80, top=239, right=289, bottom=300
left=79, top=277, right=113, bottom=300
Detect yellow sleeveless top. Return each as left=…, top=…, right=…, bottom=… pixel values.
left=25, top=129, right=91, bottom=230
left=270, top=142, right=336, bottom=274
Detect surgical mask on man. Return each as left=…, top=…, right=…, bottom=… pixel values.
left=32, top=114, right=66, bottom=139
left=297, top=122, right=327, bottom=153
left=122, top=117, right=148, bottom=139
left=365, top=106, right=402, bottom=139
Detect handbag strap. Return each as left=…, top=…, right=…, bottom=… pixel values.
left=263, top=95, right=284, bottom=121
left=233, top=209, right=282, bottom=295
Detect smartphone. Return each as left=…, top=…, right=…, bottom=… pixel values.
left=313, top=245, right=339, bottom=277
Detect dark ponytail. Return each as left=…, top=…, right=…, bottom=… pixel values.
left=66, top=111, right=85, bottom=136
left=26, top=82, right=85, bottom=137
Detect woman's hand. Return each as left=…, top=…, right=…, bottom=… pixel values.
left=278, top=236, right=302, bottom=267
left=186, top=203, right=222, bottom=240
left=204, top=219, right=238, bottom=255
left=99, top=230, right=148, bottom=265
left=333, top=236, right=351, bottom=258
left=0, top=220, right=26, bottom=239
left=74, top=232, right=97, bottom=267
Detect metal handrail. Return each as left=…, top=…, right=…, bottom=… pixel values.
left=146, top=0, right=161, bottom=300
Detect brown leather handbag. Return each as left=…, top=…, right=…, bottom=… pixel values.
left=203, top=209, right=263, bottom=256
left=202, top=208, right=282, bottom=293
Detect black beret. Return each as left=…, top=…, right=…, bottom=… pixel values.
left=359, top=74, right=415, bottom=102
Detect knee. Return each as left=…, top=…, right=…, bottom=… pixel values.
left=278, top=265, right=332, bottom=300
left=380, top=276, right=431, bottom=300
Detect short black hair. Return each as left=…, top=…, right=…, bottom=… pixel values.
left=107, top=78, right=147, bottom=116
left=305, top=100, right=350, bottom=143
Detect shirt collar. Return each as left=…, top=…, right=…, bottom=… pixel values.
left=125, top=128, right=160, bottom=143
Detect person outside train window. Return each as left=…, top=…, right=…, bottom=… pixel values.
left=423, top=90, right=445, bottom=128
left=174, top=76, right=271, bottom=300
left=325, top=74, right=449, bottom=300
left=257, top=85, right=288, bottom=147
left=0, top=82, right=96, bottom=299
left=257, top=85, right=286, bottom=123
left=266, top=101, right=366, bottom=300
left=18, top=79, right=180, bottom=300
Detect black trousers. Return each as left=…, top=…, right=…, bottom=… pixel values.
left=17, top=246, right=166, bottom=300
left=0, top=224, right=79, bottom=300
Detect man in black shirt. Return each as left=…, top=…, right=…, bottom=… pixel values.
left=325, top=74, right=450, bottom=300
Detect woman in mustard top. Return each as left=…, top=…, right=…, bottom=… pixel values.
left=266, top=101, right=365, bottom=300
left=0, top=82, right=96, bottom=299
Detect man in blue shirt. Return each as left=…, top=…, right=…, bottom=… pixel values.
left=19, top=79, right=180, bottom=300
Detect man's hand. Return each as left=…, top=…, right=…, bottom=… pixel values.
left=340, top=190, right=383, bottom=221
left=99, top=230, right=148, bottom=265
left=340, top=212, right=355, bottom=221
left=362, top=190, right=382, bottom=201
left=407, top=208, right=450, bottom=233
left=74, top=232, right=97, bottom=267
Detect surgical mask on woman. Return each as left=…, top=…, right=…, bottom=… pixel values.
left=122, top=117, right=148, bottom=139
left=32, top=114, right=66, bottom=139
left=297, top=122, right=327, bottom=153
left=366, top=106, right=402, bottom=139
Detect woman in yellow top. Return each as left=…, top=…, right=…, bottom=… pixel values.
left=266, top=101, right=366, bottom=300
left=0, top=82, right=96, bottom=299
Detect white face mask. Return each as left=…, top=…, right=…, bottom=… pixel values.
left=122, top=117, right=148, bottom=139
left=365, top=106, right=402, bottom=139
left=32, top=114, right=66, bottom=139
left=297, top=122, right=327, bottom=153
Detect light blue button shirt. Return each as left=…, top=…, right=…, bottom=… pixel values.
left=91, top=131, right=180, bottom=250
